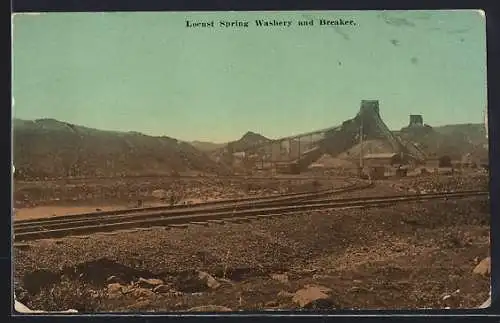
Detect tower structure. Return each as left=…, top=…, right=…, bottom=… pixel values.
left=359, top=100, right=380, bottom=116
left=409, top=115, right=423, bottom=127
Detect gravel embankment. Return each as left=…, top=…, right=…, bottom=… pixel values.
left=14, top=196, right=490, bottom=312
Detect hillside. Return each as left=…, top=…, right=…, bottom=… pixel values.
left=434, top=123, right=486, bottom=136
left=190, top=141, right=226, bottom=152
left=205, top=131, right=272, bottom=171
left=13, top=119, right=230, bottom=180
left=396, top=123, right=488, bottom=160
left=227, top=131, right=271, bottom=152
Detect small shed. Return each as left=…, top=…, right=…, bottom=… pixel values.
left=275, top=162, right=300, bottom=174
left=369, top=166, right=386, bottom=180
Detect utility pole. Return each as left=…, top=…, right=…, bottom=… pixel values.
left=359, top=118, right=364, bottom=169
left=297, top=137, right=301, bottom=172
left=298, top=137, right=301, bottom=158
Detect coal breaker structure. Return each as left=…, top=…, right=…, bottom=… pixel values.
left=232, top=100, right=427, bottom=174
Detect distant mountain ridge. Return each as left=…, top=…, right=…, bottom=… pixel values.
left=190, top=141, right=226, bottom=152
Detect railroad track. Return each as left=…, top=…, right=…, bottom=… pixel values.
left=14, top=190, right=487, bottom=241
left=14, top=180, right=371, bottom=226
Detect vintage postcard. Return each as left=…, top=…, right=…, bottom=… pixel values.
left=12, top=10, right=489, bottom=312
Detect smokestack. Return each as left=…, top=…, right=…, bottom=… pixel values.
left=409, top=114, right=423, bottom=127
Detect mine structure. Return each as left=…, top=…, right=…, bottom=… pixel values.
left=409, top=114, right=424, bottom=127
left=236, top=100, right=427, bottom=174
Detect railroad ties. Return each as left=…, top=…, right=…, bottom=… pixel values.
left=13, top=188, right=488, bottom=242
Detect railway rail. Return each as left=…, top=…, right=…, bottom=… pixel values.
left=13, top=190, right=487, bottom=242
left=14, top=180, right=370, bottom=226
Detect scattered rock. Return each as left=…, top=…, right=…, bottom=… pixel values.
left=265, top=300, right=279, bottom=307
left=217, top=278, right=234, bottom=286
left=190, top=292, right=203, bottom=297
left=107, top=283, right=126, bottom=299
left=292, top=285, right=332, bottom=308
left=303, top=298, right=337, bottom=310
left=186, top=305, right=232, bottom=312
left=131, top=287, right=155, bottom=298
left=473, top=257, right=491, bottom=276
left=174, top=270, right=221, bottom=292
left=153, top=284, right=173, bottom=294
left=291, top=268, right=317, bottom=276
left=277, top=290, right=294, bottom=299
left=107, top=283, right=124, bottom=292
left=106, top=275, right=124, bottom=284
left=199, top=271, right=221, bottom=289
left=270, top=273, right=289, bottom=284
left=126, top=299, right=152, bottom=310
left=348, top=286, right=364, bottom=292
left=137, top=277, right=164, bottom=288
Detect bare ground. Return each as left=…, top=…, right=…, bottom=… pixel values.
left=13, top=176, right=346, bottom=210
left=14, top=195, right=490, bottom=312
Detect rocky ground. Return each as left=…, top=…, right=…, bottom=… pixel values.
left=14, top=193, right=490, bottom=312
left=13, top=176, right=343, bottom=209
left=324, top=173, right=489, bottom=200
left=389, top=173, right=489, bottom=193
left=14, top=170, right=487, bottom=209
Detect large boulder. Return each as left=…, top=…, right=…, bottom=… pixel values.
left=473, top=257, right=491, bottom=277
left=292, top=285, right=335, bottom=309
left=174, top=270, right=221, bottom=292
left=137, top=277, right=164, bottom=289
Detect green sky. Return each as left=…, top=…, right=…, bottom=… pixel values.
left=12, top=10, right=487, bottom=142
